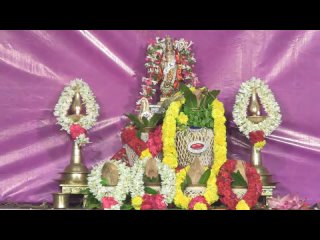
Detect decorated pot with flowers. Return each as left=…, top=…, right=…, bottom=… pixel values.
left=122, top=112, right=164, bottom=165
left=174, top=84, right=220, bottom=167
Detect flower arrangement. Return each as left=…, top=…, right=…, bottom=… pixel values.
left=174, top=166, right=218, bottom=210
left=130, top=158, right=176, bottom=210
left=121, top=125, right=164, bottom=161
left=87, top=159, right=131, bottom=210
left=138, top=37, right=199, bottom=104
left=232, top=77, right=281, bottom=150
left=162, top=84, right=227, bottom=172
left=217, top=160, right=262, bottom=210
left=267, top=194, right=307, bottom=210
left=53, top=79, right=99, bottom=146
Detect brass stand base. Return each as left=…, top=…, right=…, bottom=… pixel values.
left=53, top=184, right=88, bottom=209
left=261, top=185, right=276, bottom=206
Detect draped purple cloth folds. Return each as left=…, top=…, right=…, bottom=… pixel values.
left=0, top=30, right=319, bottom=204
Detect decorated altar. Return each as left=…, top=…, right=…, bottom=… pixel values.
left=0, top=30, right=319, bottom=210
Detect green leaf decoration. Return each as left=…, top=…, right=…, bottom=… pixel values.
left=125, top=114, right=143, bottom=130
left=121, top=204, right=133, bottom=210
left=82, top=188, right=102, bottom=209
left=143, top=174, right=160, bottom=183
left=231, top=170, right=248, bottom=188
left=198, top=168, right=211, bottom=185
left=180, top=83, right=197, bottom=108
left=149, top=113, right=163, bottom=127
left=181, top=174, right=192, bottom=192
left=100, top=177, right=109, bottom=186
left=203, top=90, right=220, bottom=108
left=142, top=116, right=149, bottom=126
left=144, top=186, right=158, bottom=195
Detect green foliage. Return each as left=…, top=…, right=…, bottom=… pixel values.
left=143, top=174, right=161, bottom=183
left=125, top=113, right=164, bottom=132
left=179, top=83, right=220, bottom=128
left=80, top=188, right=102, bottom=209
left=231, top=170, right=248, bottom=188
left=144, top=186, right=158, bottom=195
left=181, top=174, right=192, bottom=192
left=198, top=169, right=211, bottom=185
left=100, top=177, right=109, bottom=186
left=121, top=204, right=133, bottom=210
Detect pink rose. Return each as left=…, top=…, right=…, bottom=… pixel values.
left=102, top=197, right=118, bottom=209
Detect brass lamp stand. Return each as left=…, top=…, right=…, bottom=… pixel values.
left=247, top=89, right=276, bottom=204
left=53, top=91, right=89, bottom=209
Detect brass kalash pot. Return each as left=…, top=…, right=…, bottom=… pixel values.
left=53, top=90, right=89, bottom=209
left=247, top=88, right=276, bottom=201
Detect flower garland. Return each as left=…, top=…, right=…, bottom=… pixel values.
left=87, top=159, right=131, bottom=210
left=217, top=160, right=262, bottom=210
left=130, top=158, right=176, bottom=210
left=121, top=126, right=152, bottom=160
left=174, top=166, right=218, bottom=210
left=232, top=77, right=282, bottom=149
left=162, top=98, right=227, bottom=172
left=138, top=37, right=199, bottom=103
left=54, top=79, right=99, bottom=146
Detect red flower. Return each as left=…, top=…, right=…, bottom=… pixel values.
left=217, top=160, right=262, bottom=210
left=121, top=127, right=137, bottom=144
left=141, top=194, right=166, bottom=210
left=102, top=197, right=118, bottom=209
left=188, top=196, right=210, bottom=210
left=147, top=125, right=163, bottom=157
left=249, top=130, right=265, bottom=144
left=70, top=124, right=86, bottom=140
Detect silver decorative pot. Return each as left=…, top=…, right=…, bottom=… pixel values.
left=176, top=127, right=214, bottom=167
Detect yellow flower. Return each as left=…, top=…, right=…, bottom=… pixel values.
left=132, top=196, right=143, bottom=210
left=140, top=149, right=152, bottom=160
left=212, top=99, right=227, bottom=176
left=162, top=99, right=183, bottom=169
left=189, top=87, right=196, bottom=93
left=254, top=140, right=266, bottom=149
left=177, top=112, right=189, bottom=125
left=236, top=200, right=250, bottom=210
left=193, top=203, right=208, bottom=210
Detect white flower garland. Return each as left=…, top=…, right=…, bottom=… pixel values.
left=54, top=78, right=99, bottom=132
left=87, top=159, right=131, bottom=210
left=232, top=77, right=282, bottom=137
left=130, top=157, right=176, bottom=205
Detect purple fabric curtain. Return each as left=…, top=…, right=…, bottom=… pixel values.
left=1, top=30, right=319, bottom=204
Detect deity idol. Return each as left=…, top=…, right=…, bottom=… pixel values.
left=159, top=36, right=182, bottom=101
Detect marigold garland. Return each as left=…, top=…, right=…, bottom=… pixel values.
left=174, top=166, right=218, bottom=210
left=162, top=97, right=227, bottom=173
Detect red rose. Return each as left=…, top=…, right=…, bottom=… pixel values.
left=70, top=124, right=86, bottom=140
left=249, top=130, right=265, bottom=144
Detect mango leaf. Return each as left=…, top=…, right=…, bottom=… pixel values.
left=231, top=170, right=248, bottom=188
left=143, top=174, right=160, bottom=183
left=203, top=90, right=220, bottom=107
left=181, top=174, right=192, bottom=191
left=142, top=116, right=149, bottom=126
left=149, top=113, right=163, bottom=127
left=121, top=204, right=133, bottom=210
left=100, top=177, right=109, bottom=186
left=125, top=114, right=143, bottom=130
left=180, top=83, right=197, bottom=108
left=198, top=168, right=211, bottom=185
left=144, top=186, right=158, bottom=195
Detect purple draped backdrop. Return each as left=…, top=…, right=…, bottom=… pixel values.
left=1, top=30, right=320, bottom=204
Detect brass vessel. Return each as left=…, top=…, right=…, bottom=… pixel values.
left=60, top=90, right=89, bottom=185
left=247, top=88, right=275, bottom=186
left=53, top=193, right=69, bottom=209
